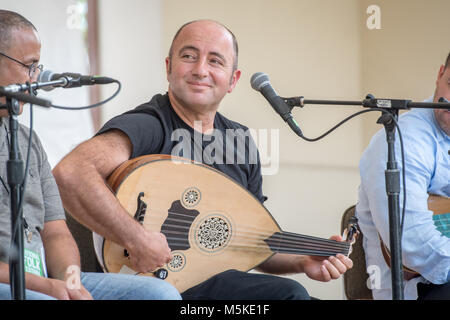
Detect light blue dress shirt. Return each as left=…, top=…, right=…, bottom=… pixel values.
left=356, top=106, right=450, bottom=299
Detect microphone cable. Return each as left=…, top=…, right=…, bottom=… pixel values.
left=8, top=78, right=121, bottom=276
left=8, top=81, right=34, bottom=292
left=49, top=79, right=121, bottom=110
left=283, top=106, right=407, bottom=238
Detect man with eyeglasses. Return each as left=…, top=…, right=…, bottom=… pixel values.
left=0, top=14, right=42, bottom=110
left=0, top=52, right=43, bottom=80
left=0, top=10, right=181, bottom=300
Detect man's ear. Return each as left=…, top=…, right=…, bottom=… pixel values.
left=228, top=69, right=241, bottom=93
left=165, top=57, right=171, bottom=78
left=437, top=64, right=445, bottom=82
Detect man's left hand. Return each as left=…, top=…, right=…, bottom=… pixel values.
left=302, top=235, right=353, bottom=282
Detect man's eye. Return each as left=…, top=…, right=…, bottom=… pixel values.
left=210, top=59, right=223, bottom=66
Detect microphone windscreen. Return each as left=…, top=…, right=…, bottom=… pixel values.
left=37, top=69, right=55, bottom=83
left=250, top=72, right=270, bottom=91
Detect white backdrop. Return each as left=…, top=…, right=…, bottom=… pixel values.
left=1, top=0, right=94, bottom=168
left=3, top=0, right=447, bottom=300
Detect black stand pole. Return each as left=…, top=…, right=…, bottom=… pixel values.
left=0, top=89, right=51, bottom=301
left=5, top=97, right=26, bottom=300
left=377, top=110, right=404, bottom=300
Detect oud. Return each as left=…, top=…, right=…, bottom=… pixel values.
left=102, top=155, right=355, bottom=293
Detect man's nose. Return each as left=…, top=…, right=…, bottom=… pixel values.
left=191, top=58, right=208, bottom=78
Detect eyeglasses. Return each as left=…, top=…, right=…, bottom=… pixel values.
left=0, top=51, right=43, bottom=78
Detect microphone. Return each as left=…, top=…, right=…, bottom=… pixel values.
left=1, top=70, right=116, bottom=94
left=250, top=72, right=293, bottom=122
left=251, top=72, right=303, bottom=136
left=38, top=70, right=116, bottom=91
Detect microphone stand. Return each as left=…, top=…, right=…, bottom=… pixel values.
left=0, top=90, right=51, bottom=300
left=5, top=96, right=25, bottom=300
left=281, top=94, right=449, bottom=300
left=0, top=76, right=116, bottom=299
left=376, top=108, right=403, bottom=300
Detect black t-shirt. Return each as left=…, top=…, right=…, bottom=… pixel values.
left=97, top=93, right=267, bottom=203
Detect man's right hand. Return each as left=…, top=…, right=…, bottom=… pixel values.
left=53, top=130, right=172, bottom=273
left=126, top=229, right=173, bottom=273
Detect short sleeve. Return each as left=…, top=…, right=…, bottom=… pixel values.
left=97, top=113, right=164, bottom=158
left=32, top=132, right=66, bottom=223
left=247, top=142, right=267, bottom=204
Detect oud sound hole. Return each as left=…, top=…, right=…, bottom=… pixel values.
left=168, top=252, right=186, bottom=272
left=182, top=188, right=201, bottom=207
left=196, top=216, right=231, bottom=252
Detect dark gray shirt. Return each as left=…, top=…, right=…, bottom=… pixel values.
left=97, top=93, right=267, bottom=203
left=0, top=117, right=65, bottom=276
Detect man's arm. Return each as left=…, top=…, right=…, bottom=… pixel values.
left=0, top=259, right=85, bottom=300
left=52, top=130, right=172, bottom=273
left=40, top=219, right=92, bottom=300
left=360, top=118, right=450, bottom=284
left=0, top=261, right=48, bottom=293
left=40, top=220, right=80, bottom=280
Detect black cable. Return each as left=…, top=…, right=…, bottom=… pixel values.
left=7, top=79, right=120, bottom=295
left=50, top=80, right=121, bottom=110
left=291, top=107, right=407, bottom=235
left=21, top=82, right=34, bottom=208
left=9, top=80, right=121, bottom=244
left=8, top=82, right=34, bottom=297
left=9, top=83, right=33, bottom=242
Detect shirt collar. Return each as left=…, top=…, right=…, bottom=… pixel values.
left=432, top=112, right=450, bottom=142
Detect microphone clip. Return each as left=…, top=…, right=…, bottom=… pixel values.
left=282, top=96, right=304, bottom=108
left=57, top=73, right=93, bottom=89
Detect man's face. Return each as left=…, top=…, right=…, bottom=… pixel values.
left=0, top=27, right=41, bottom=117
left=165, top=21, right=241, bottom=112
left=433, top=64, right=450, bottom=136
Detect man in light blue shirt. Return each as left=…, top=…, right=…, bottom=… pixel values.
left=356, top=52, right=450, bottom=300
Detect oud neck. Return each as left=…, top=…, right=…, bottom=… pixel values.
left=264, top=231, right=350, bottom=257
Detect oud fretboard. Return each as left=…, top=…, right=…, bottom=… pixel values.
left=264, top=231, right=350, bottom=256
